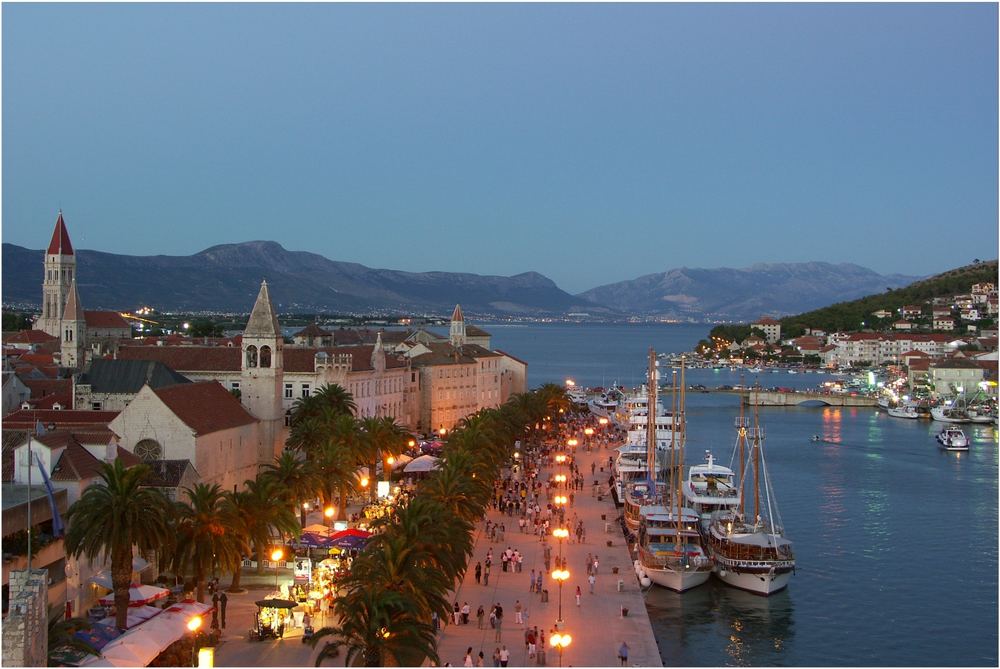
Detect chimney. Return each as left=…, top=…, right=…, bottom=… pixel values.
left=106, top=439, right=116, bottom=463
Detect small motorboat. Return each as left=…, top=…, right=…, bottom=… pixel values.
left=936, top=427, right=969, bottom=451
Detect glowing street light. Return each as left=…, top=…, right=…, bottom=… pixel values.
left=555, top=454, right=567, bottom=465
left=565, top=379, right=575, bottom=387
left=300, top=501, right=310, bottom=528
left=324, top=506, right=335, bottom=520
left=187, top=616, right=203, bottom=633
left=550, top=567, right=570, bottom=625
left=550, top=631, right=572, bottom=667
left=270, top=548, right=284, bottom=589
left=598, top=417, right=609, bottom=426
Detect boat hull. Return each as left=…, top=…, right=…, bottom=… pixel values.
left=714, top=565, right=793, bottom=595
left=643, top=565, right=712, bottom=592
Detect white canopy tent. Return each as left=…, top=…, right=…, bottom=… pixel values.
left=403, top=454, right=441, bottom=473
left=80, top=601, right=212, bottom=668
left=99, top=584, right=169, bottom=608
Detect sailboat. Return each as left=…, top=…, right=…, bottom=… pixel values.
left=635, top=354, right=713, bottom=592
left=705, top=391, right=795, bottom=595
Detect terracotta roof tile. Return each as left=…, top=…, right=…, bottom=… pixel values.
left=118, top=346, right=241, bottom=371
left=153, top=382, right=257, bottom=435
left=2, top=409, right=120, bottom=431
left=4, top=330, right=59, bottom=345
left=84, top=311, right=131, bottom=329
left=47, top=211, right=74, bottom=255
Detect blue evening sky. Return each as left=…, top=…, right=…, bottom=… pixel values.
left=3, top=3, right=997, bottom=294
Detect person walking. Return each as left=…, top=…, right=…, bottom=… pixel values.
left=464, top=647, right=474, bottom=667
left=492, top=648, right=501, bottom=667
left=475, top=561, right=482, bottom=585
left=575, top=585, right=582, bottom=607
left=494, top=603, right=504, bottom=641
left=462, top=602, right=471, bottom=625
left=477, top=604, right=486, bottom=629
left=477, top=651, right=485, bottom=667
left=499, top=645, right=510, bottom=667
left=529, top=568, right=536, bottom=593
left=535, top=571, right=542, bottom=595
left=618, top=641, right=629, bottom=666
left=589, top=573, right=596, bottom=594
left=454, top=601, right=462, bottom=626
left=514, top=600, right=523, bottom=625
left=219, top=592, right=228, bottom=628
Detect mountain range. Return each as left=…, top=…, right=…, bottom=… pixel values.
left=1, top=241, right=921, bottom=321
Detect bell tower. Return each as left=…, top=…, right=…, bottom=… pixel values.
left=241, top=280, right=285, bottom=461
left=60, top=278, right=86, bottom=369
left=36, top=211, right=76, bottom=337
left=449, top=304, right=466, bottom=347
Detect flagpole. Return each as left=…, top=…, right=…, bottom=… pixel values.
left=27, top=424, right=33, bottom=573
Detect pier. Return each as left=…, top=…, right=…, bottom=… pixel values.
left=664, top=386, right=878, bottom=407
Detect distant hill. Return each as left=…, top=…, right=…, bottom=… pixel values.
left=778, top=260, right=999, bottom=335
left=1, top=241, right=604, bottom=316
left=576, top=262, right=923, bottom=322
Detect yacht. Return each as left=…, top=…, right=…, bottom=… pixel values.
left=589, top=386, right=624, bottom=419
left=704, top=407, right=795, bottom=596
left=637, top=508, right=713, bottom=592
left=682, top=451, right=741, bottom=527
left=936, top=427, right=969, bottom=451
left=887, top=405, right=920, bottom=419
left=931, top=404, right=970, bottom=423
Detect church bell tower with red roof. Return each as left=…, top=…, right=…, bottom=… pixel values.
left=35, top=211, right=77, bottom=337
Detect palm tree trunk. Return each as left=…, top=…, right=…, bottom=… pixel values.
left=228, top=557, right=244, bottom=591
left=338, top=486, right=349, bottom=521
left=370, top=461, right=378, bottom=503
left=196, top=569, right=206, bottom=603
left=111, top=548, right=132, bottom=631
left=255, top=545, right=265, bottom=575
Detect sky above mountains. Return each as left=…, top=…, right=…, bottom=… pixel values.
left=3, top=3, right=997, bottom=294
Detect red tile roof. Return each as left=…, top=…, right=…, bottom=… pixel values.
left=5, top=330, right=59, bottom=344
left=84, top=311, right=131, bottom=329
left=50, top=439, right=137, bottom=481
left=908, top=359, right=931, bottom=371
left=2, top=409, right=120, bottom=431
left=47, top=211, right=74, bottom=255
left=28, top=394, right=72, bottom=410
left=754, top=317, right=781, bottom=325
left=18, top=353, right=55, bottom=367
left=153, top=382, right=257, bottom=435
left=118, top=346, right=241, bottom=371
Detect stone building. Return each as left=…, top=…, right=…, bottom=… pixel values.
left=73, top=359, right=191, bottom=411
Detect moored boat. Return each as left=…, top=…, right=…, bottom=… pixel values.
left=936, top=427, right=969, bottom=451
left=887, top=405, right=920, bottom=419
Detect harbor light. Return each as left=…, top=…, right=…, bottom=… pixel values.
left=565, top=379, right=575, bottom=387
left=598, top=417, right=609, bottom=426
left=187, top=616, right=202, bottom=632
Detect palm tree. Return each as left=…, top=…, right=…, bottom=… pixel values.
left=222, top=476, right=299, bottom=586
left=65, top=460, right=172, bottom=631
left=171, top=483, right=246, bottom=603
left=261, top=450, right=320, bottom=527
left=308, top=584, right=438, bottom=667
left=290, top=384, right=357, bottom=428
left=358, top=416, right=410, bottom=502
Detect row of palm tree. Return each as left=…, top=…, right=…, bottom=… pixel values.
left=309, top=383, right=570, bottom=666
left=62, top=383, right=417, bottom=633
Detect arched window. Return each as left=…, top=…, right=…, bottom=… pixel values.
left=134, top=439, right=162, bottom=462
left=246, top=345, right=258, bottom=368
left=260, top=345, right=272, bottom=368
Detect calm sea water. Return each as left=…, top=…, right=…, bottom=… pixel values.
left=486, top=323, right=999, bottom=667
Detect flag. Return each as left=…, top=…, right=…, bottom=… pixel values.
left=35, top=420, right=47, bottom=436
left=33, top=451, right=65, bottom=537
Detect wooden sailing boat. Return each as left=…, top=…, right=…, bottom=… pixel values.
left=705, top=387, right=795, bottom=595
left=636, top=355, right=713, bottom=592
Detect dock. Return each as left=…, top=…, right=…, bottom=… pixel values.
left=433, top=440, right=662, bottom=668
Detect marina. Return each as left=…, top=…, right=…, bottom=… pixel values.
left=485, top=323, right=998, bottom=667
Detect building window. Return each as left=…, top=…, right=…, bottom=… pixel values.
left=285, top=383, right=293, bottom=399
left=134, top=439, right=163, bottom=462
left=91, top=402, right=102, bottom=411
left=245, top=345, right=258, bottom=368
left=260, top=345, right=272, bottom=368
left=231, top=381, right=240, bottom=391
left=302, top=384, right=311, bottom=398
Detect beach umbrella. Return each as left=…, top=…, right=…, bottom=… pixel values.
left=99, top=585, right=169, bottom=608
left=302, top=524, right=330, bottom=535
left=328, top=534, right=367, bottom=550
left=298, top=532, right=333, bottom=548
left=328, top=528, right=370, bottom=540
left=403, top=454, right=440, bottom=473
left=392, top=453, right=413, bottom=466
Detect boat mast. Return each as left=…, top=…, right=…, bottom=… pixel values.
left=753, top=387, right=761, bottom=523
left=738, top=389, right=747, bottom=518
left=647, top=348, right=658, bottom=495
left=676, top=358, right=686, bottom=541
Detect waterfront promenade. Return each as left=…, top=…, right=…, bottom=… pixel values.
left=212, top=417, right=662, bottom=667
left=433, top=435, right=662, bottom=668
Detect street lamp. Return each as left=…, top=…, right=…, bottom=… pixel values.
left=324, top=505, right=335, bottom=521
left=300, top=501, right=310, bottom=528
left=554, top=474, right=567, bottom=489
left=550, top=631, right=572, bottom=667
left=555, top=454, right=567, bottom=465
left=270, top=548, right=284, bottom=590
left=550, top=567, right=569, bottom=626
left=584, top=427, right=594, bottom=451
left=385, top=456, right=395, bottom=482
left=567, top=438, right=578, bottom=452
left=187, top=616, right=203, bottom=667
left=598, top=417, right=609, bottom=426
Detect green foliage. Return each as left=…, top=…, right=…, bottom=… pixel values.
left=187, top=319, right=225, bottom=337
left=781, top=260, right=998, bottom=333
left=2, top=311, right=34, bottom=331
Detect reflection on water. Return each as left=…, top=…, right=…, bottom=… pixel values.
left=644, top=581, right=794, bottom=666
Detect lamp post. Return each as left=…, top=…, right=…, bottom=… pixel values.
left=584, top=427, right=594, bottom=452
left=551, top=567, right=569, bottom=626
left=550, top=631, right=572, bottom=667
left=300, top=501, right=310, bottom=528
left=324, top=505, right=335, bottom=522
left=270, top=548, right=284, bottom=591
left=553, top=494, right=567, bottom=523
left=385, top=456, right=394, bottom=483
left=551, top=527, right=569, bottom=627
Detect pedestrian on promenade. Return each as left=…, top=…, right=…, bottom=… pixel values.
left=484, top=562, right=491, bottom=586
left=494, top=603, right=504, bottom=641
left=465, top=647, right=474, bottom=667
left=219, top=592, right=227, bottom=628
left=492, top=648, right=501, bottom=667
left=535, top=571, right=542, bottom=594
left=529, top=569, right=536, bottom=592
left=618, top=641, right=629, bottom=666
left=477, top=604, right=486, bottom=629
left=454, top=602, right=462, bottom=626
left=462, top=602, right=471, bottom=625
left=514, top=600, right=523, bottom=625
left=593, top=557, right=599, bottom=574
left=589, top=573, right=596, bottom=594
left=575, top=586, right=582, bottom=607
left=586, top=553, right=593, bottom=575
left=211, top=592, right=220, bottom=629
left=477, top=651, right=485, bottom=667
left=475, top=562, right=482, bottom=585
left=499, top=645, right=510, bottom=667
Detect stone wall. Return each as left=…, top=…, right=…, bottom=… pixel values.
left=2, top=568, right=49, bottom=667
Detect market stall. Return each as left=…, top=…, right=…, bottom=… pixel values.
left=251, top=599, right=297, bottom=641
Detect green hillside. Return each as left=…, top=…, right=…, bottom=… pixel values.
left=779, top=260, right=998, bottom=336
